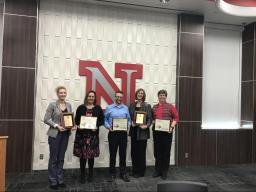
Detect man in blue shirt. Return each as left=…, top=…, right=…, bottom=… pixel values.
left=104, top=90, right=131, bottom=182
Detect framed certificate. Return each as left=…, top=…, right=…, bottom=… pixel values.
left=62, top=113, right=74, bottom=129
left=112, top=118, right=128, bottom=131
left=134, top=111, right=147, bottom=125
left=79, top=116, right=97, bottom=130
left=155, top=119, right=170, bottom=132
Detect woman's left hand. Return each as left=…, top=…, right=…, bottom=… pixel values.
left=139, top=125, right=147, bottom=129
left=168, top=127, right=174, bottom=134
left=71, top=125, right=77, bottom=131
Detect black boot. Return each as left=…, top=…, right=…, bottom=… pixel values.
left=87, top=158, right=94, bottom=182
left=87, top=168, right=93, bottom=182
left=80, top=174, right=85, bottom=184
left=161, top=171, right=167, bottom=180
left=80, top=158, right=86, bottom=184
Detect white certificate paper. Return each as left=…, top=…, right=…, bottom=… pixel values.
left=112, top=118, right=128, bottom=131
left=79, top=116, right=97, bottom=130
left=155, top=119, right=170, bottom=132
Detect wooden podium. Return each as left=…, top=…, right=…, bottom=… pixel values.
left=0, top=136, right=8, bottom=192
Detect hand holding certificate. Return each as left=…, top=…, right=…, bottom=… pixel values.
left=155, top=119, right=170, bottom=132
left=134, top=111, right=147, bottom=125
left=79, top=116, right=97, bottom=130
left=62, top=113, right=75, bottom=129
left=112, top=118, right=128, bottom=131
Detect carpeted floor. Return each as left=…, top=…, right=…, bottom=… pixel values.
left=6, top=164, right=256, bottom=191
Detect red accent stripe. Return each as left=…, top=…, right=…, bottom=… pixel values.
left=224, top=0, right=256, bottom=7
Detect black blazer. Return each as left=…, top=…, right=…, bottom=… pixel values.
left=129, top=101, right=152, bottom=140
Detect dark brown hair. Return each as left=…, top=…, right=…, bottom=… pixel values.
left=135, top=88, right=146, bottom=102
left=84, top=90, right=97, bottom=105
left=115, top=90, right=124, bottom=96
left=157, top=89, right=167, bottom=97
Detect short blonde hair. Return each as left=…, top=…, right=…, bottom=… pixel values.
left=55, top=86, right=66, bottom=94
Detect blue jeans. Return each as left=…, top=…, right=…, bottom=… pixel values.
left=48, top=131, right=69, bottom=185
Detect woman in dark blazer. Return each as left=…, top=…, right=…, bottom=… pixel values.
left=44, top=86, right=74, bottom=190
left=73, top=90, right=104, bottom=183
left=129, top=88, right=152, bottom=177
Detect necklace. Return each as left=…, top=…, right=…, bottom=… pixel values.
left=59, top=102, right=66, bottom=110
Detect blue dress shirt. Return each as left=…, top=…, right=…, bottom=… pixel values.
left=104, top=103, right=131, bottom=129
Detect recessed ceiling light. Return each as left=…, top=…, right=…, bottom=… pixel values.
left=160, top=0, right=170, bottom=3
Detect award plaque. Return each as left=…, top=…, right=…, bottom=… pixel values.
left=79, top=116, right=97, bottom=130
left=62, top=112, right=74, bottom=129
left=155, top=119, right=170, bottom=132
left=134, top=111, right=147, bottom=125
left=112, top=118, right=128, bottom=131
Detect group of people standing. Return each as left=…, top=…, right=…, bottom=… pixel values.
left=44, top=86, right=179, bottom=190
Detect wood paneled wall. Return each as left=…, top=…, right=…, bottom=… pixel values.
left=214, top=23, right=253, bottom=165
left=176, top=14, right=253, bottom=166
left=241, top=23, right=256, bottom=163
left=0, top=0, right=38, bottom=172
left=176, top=14, right=216, bottom=166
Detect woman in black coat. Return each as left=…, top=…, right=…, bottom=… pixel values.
left=129, top=88, right=152, bottom=177
left=73, top=90, right=104, bottom=183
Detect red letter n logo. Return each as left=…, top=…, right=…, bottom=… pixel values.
left=79, top=60, right=143, bottom=105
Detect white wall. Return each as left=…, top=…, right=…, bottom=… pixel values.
left=33, top=0, right=177, bottom=170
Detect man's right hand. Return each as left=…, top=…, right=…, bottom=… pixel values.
left=105, top=126, right=113, bottom=132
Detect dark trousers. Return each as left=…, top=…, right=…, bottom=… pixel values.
left=80, top=158, right=94, bottom=176
left=131, top=136, right=147, bottom=175
left=108, top=131, right=127, bottom=176
left=153, top=131, right=173, bottom=174
left=48, top=131, right=69, bottom=186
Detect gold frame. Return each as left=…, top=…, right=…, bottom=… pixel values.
left=134, top=111, right=147, bottom=125
left=61, top=112, right=74, bottom=129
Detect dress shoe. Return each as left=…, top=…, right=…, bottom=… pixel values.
left=58, top=183, right=66, bottom=188
left=134, top=173, right=144, bottom=178
left=80, top=175, right=86, bottom=184
left=161, top=172, right=167, bottom=180
left=152, top=171, right=161, bottom=178
left=87, top=176, right=93, bottom=182
left=108, top=174, right=116, bottom=182
left=120, top=174, right=130, bottom=182
left=50, top=184, right=58, bottom=190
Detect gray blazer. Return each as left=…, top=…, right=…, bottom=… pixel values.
left=44, top=101, right=72, bottom=138
left=129, top=101, right=152, bottom=140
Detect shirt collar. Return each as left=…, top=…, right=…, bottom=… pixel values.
left=157, top=101, right=167, bottom=106
left=113, top=103, right=124, bottom=108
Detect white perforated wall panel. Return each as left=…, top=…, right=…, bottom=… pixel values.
left=33, top=0, right=177, bottom=170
